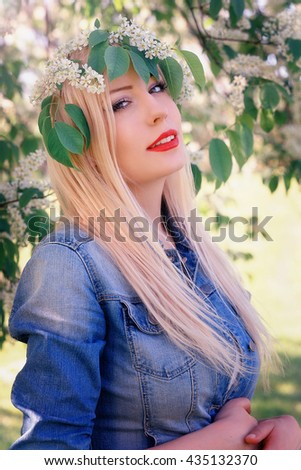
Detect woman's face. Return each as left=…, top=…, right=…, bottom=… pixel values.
left=109, top=66, right=187, bottom=189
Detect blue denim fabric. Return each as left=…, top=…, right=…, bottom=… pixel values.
left=9, top=216, right=260, bottom=450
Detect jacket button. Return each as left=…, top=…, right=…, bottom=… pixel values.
left=248, top=339, right=256, bottom=352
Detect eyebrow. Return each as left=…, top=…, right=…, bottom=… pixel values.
left=110, top=85, right=133, bottom=94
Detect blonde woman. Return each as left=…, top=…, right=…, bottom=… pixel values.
left=9, top=17, right=301, bottom=450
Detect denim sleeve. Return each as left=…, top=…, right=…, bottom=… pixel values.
left=9, top=242, right=106, bottom=450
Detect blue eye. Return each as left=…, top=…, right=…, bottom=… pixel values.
left=112, top=99, right=130, bottom=112
left=150, top=81, right=168, bottom=94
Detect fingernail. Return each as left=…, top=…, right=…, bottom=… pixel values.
left=247, top=433, right=256, bottom=439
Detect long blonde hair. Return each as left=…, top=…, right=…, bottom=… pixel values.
left=46, top=46, right=276, bottom=381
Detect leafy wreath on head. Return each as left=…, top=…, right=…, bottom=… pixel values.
left=32, top=17, right=206, bottom=168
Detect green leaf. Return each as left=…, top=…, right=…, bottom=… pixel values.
left=273, top=82, right=292, bottom=103
left=274, top=110, right=288, bottom=126
left=0, top=217, right=10, bottom=233
left=19, top=187, right=44, bottom=208
left=87, top=41, right=108, bottom=74
left=65, top=104, right=91, bottom=149
left=209, top=0, right=222, bottom=19
left=88, top=30, right=109, bottom=48
left=38, top=104, right=51, bottom=134
left=226, top=130, right=246, bottom=169
left=239, top=124, right=253, bottom=158
left=209, top=138, right=232, bottom=182
left=268, top=175, right=279, bottom=193
left=94, top=18, right=101, bottom=29
left=42, top=115, right=52, bottom=139
left=0, top=140, right=11, bottom=163
left=238, top=113, right=254, bottom=130
left=128, top=45, right=160, bottom=80
left=159, top=57, right=183, bottom=101
left=41, top=95, right=53, bottom=109
left=260, top=83, right=280, bottom=109
left=46, top=128, right=74, bottom=167
left=54, top=122, right=84, bottom=154
left=215, top=178, right=223, bottom=190
left=145, top=57, right=160, bottom=80
left=230, top=0, right=245, bottom=20
left=21, top=136, right=40, bottom=155
left=181, top=50, right=205, bottom=89
left=0, top=238, right=19, bottom=279
left=24, top=208, right=53, bottom=243
left=223, top=45, right=237, bottom=59
left=260, top=108, right=274, bottom=133
left=286, top=38, right=301, bottom=60
left=128, top=50, right=150, bottom=84
left=191, top=164, right=202, bottom=192
left=206, top=39, right=223, bottom=76
left=104, top=46, right=130, bottom=81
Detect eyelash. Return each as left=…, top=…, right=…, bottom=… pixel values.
left=112, top=81, right=168, bottom=113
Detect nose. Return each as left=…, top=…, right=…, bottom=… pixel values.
left=145, top=94, right=168, bottom=125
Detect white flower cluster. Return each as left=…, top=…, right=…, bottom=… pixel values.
left=175, top=60, right=194, bottom=104
left=6, top=203, right=28, bottom=246
left=31, top=55, right=105, bottom=106
left=281, top=124, right=301, bottom=160
left=109, top=17, right=172, bottom=60
left=227, top=75, right=247, bottom=115
left=0, top=276, right=18, bottom=316
left=0, top=180, right=16, bottom=202
left=263, top=7, right=301, bottom=57
left=56, top=28, right=91, bottom=57
left=208, top=17, right=250, bottom=42
left=225, top=54, right=276, bottom=81
left=187, top=148, right=204, bottom=165
left=0, top=150, right=51, bottom=245
left=30, top=16, right=194, bottom=106
left=109, top=17, right=194, bottom=102
left=12, top=149, right=47, bottom=184
left=0, top=0, right=18, bottom=37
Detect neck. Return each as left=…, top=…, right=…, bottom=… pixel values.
left=129, top=179, right=173, bottom=247
left=130, top=179, right=164, bottom=222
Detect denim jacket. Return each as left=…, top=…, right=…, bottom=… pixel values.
left=9, top=215, right=259, bottom=450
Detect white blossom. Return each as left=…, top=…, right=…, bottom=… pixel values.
left=1, top=150, right=51, bottom=245
left=30, top=16, right=194, bottom=106
left=227, top=75, right=247, bottom=115
left=225, top=54, right=276, bottom=81
left=281, top=124, right=301, bottom=160
left=208, top=17, right=249, bottom=41
left=7, top=204, right=28, bottom=245
left=109, top=17, right=173, bottom=61
left=263, top=7, right=301, bottom=57
left=0, top=276, right=18, bottom=315
left=188, top=148, right=204, bottom=165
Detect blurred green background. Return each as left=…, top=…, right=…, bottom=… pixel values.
left=1, top=170, right=300, bottom=450
left=1, top=0, right=301, bottom=450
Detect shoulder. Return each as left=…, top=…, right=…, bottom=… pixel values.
left=19, top=222, right=139, bottom=301
left=29, top=222, right=115, bottom=284
left=9, top=224, right=108, bottom=342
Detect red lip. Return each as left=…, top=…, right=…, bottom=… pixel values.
left=147, top=129, right=179, bottom=152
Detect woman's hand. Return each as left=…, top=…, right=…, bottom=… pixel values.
left=151, top=397, right=260, bottom=450
left=245, top=415, right=301, bottom=450
left=213, top=397, right=260, bottom=450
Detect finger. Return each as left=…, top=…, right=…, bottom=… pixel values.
left=245, top=420, right=275, bottom=443
left=232, top=397, right=252, bottom=414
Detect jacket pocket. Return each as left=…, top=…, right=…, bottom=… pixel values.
left=121, top=300, right=195, bottom=380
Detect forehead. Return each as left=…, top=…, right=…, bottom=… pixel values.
left=108, top=64, right=157, bottom=93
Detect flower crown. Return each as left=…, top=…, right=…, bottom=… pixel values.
left=34, top=17, right=205, bottom=168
